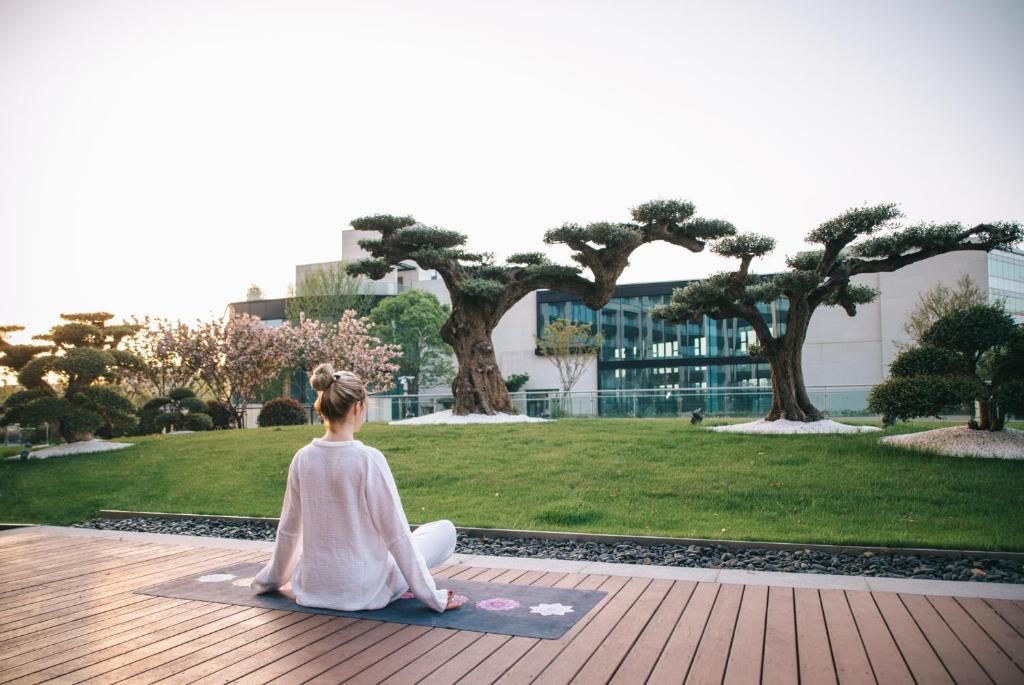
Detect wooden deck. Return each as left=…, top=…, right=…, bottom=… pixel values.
left=1, top=530, right=1022, bottom=684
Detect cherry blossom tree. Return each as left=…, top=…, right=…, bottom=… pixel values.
left=281, top=311, right=401, bottom=394
left=119, top=316, right=200, bottom=398
left=188, top=312, right=296, bottom=428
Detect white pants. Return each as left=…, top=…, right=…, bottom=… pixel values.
left=411, top=519, right=457, bottom=569
left=387, top=519, right=456, bottom=603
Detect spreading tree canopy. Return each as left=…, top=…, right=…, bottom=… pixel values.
left=869, top=303, right=1023, bottom=430
left=652, top=204, right=1022, bottom=422
left=0, top=313, right=143, bottom=442
left=347, top=200, right=735, bottom=414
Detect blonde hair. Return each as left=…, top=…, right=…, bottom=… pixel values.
left=310, top=363, right=367, bottom=423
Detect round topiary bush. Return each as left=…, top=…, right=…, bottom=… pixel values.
left=205, top=400, right=234, bottom=429
left=183, top=412, right=214, bottom=431
left=257, top=397, right=308, bottom=427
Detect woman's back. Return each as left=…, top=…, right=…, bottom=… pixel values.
left=251, top=437, right=450, bottom=613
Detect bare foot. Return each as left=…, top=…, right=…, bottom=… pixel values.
left=445, top=589, right=463, bottom=610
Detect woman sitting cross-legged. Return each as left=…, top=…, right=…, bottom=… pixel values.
left=251, top=363, right=461, bottom=613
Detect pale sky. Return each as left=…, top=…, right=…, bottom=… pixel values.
left=2, top=0, right=1022, bottom=344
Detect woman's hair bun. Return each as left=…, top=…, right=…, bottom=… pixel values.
left=310, top=363, right=336, bottom=392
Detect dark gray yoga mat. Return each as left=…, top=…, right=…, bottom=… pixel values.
left=136, top=561, right=606, bottom=640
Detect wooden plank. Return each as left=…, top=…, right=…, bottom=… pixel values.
left=364, top=569, right=577, bottom=683
left=376, top=630, right=484, bottom=684
left=900, top=593, right=992, bottom=684
left=86, top=610, right=314, bottom=685
left=0, top=545, right=191, bottom=595
left=645, top=581, right=720, bottom=683
left=845, top=591, right=913, bottom=685
left=986, top=599, right=1024, bottom=638
left=0, top=548, right=260, bottom=624
left=492, top=574, right=630, bottom=685
left=871, top=592, right=952, bottom=685
left=793, top=588, right=837, bottom=685
left=389, top=565, right=540, bottom=683
left=284, top=624, right=438, bottom=684
left=0, top=598, right=193, bottom=671
left=0, top=549, right=259, bottom=640
left=569, top=579, right=673, bottom=685
left=527, top=576, right=652, bottom=684
left=958, top=597, right=1024, bottom=670
left=928, top=595, right=1023, bottom=684
left=685, top=582, right=744, bottom=685
left=0, top=546, right=241, bottom=615
left=819, top=589, right=874, bottom=684
left=417, top=573, right=605, bottom=685
left=174, top=565, right=467, bottom=684
left=761, top=586, right=798, bottom=685
left=42, top=607, right=275, bottom=685
left=0, top=603, right=239, bottom=683
left=134, top=614, right=335, bottom=683
left=265, top=565, right=489, bottom=684
left=0, top=542, right=156, bottom=577
left=608, top=580, right=697, bottom=685
left=0, top=595, right=161, bottom=649
left=723, top=584, right=769, bottom=685
left=73, top=609, right=297, bottom=684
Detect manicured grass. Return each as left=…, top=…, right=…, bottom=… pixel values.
left=2, top=419, right=1022, bottom=551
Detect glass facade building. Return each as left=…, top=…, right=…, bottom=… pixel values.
left=537, top=281, right=788, bottom=392
left=989, top=249, right=1024, bottom=323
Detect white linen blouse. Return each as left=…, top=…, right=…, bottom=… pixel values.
left=250, top=438, right=449, bottom=613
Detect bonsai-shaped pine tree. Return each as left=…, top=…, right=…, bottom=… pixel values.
left=0, top=313, right=143, bottom=442
left=869, top=303, right=1024, bottom=431
left=347, top=201, right=735, bottom=415
left=652, top=205, right=1022, bottom=422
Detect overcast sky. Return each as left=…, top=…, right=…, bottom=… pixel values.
left=2, top=0, right=1022, bottom=343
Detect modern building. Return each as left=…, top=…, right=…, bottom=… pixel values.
left=230, top=230, right=1024, bottom=414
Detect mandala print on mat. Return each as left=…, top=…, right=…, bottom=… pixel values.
left=529, top=603, right=574, bottom=616
left=476, top=597, right=520, bottom=611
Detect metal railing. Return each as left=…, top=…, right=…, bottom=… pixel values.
left=367, top=385, right=879, bottom=421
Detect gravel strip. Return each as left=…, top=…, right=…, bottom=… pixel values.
left=73, top=517, right=1024, bottom=584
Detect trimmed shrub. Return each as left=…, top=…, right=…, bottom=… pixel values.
left=505, top=373, right=529, bottom=392
left=205, top=400, right=234, bottom=429
left=257, top=397, right=308, bottom=427
left=183, top=413, right=214, bottom=431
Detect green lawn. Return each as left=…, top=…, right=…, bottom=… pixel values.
left=2, top=419, right=1022, bottom=551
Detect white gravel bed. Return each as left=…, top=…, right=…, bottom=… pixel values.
left=6, top=439, right=134, bottom=460
left=710, top=419, right=881, bottom=434
left=881, top=426, right=1024, bottom=459
left=390, top=410, right=550, bottom=425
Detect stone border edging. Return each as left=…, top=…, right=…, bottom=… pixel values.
left=6, top=525, right=1024, bottom=601
left=0, top=523, right=36, bottom=531
left=97, top=509, right=1024, bottom=562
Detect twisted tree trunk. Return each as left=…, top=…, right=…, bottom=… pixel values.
left=441, top=312, right=514, bottom=415
left=762, top=309, right=823, bottom=422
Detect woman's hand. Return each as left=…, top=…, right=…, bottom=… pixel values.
left=445, top=589, right=463, bottom=611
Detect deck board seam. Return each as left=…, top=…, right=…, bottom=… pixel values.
left=679, top=582, right=721, bottom=685
left=867, top=591, right=917, bottom=684
left=639, top=580, right=700, bottom=685
left=842, top=590, right=879, bottom=684
left=556, top=575, right=655, bottom=684
left=953, top=596, right=1024, bottom=674
left=602, top=578, right=678, bottom=684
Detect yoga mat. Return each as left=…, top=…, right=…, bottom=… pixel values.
left=136, top=562, right=606, bottom=640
